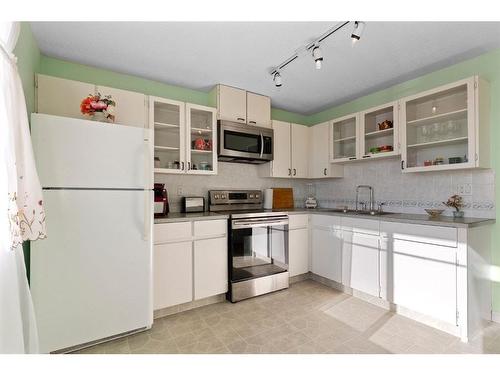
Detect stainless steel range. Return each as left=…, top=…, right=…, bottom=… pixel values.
left=209, top=190, right=289, bottom=302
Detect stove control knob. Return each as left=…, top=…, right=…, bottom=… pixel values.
left=214, top=194, right=220, bottom=199
left=221, top=194, right=226, bottom=199
left=249, top=194, right=254, bottom=199
left=255, top=194, right=260, bottom=199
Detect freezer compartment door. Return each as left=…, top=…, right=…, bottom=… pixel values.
left=31, top=189, right=153, bottom=353
left=31, top=113, right=152, bottom=189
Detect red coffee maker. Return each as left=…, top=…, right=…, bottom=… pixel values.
left=154, top=183, right=169, bottom=217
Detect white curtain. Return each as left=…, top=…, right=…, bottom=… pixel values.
left=0, top=21, right=46, bottom=354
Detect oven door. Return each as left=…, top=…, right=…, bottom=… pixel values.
left=229, top=215, right=288, bottom=283
left=218, top=121, right=273, bottom=162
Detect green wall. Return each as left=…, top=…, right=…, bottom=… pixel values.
left=15, top=22, right=500, bottom=312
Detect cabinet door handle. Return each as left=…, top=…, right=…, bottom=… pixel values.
left=293, top=168, right=297, bottom=176
left=348, top=157, right=357, bottom=160
left=181, top=161, right=185, bottom=170
left=362, top=155, right=371, bottom=158
left=249, top=120, right=256, bottom=125
left=323, top=168, right=327, bottom=176
left=187, top=162, right=191, bottom=170
left=288, top=168, right=291, bottom=176
left=237, top=117, right=245, bottom=122
left=401, top=160, right=405, bottom=170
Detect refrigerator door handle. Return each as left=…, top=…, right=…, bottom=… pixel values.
left=144, top=132, right=152, bottom=241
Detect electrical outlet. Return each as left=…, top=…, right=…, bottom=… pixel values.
left=177, top=186, right=184, bottom=196
left=456, top=183, right=472, bottom=196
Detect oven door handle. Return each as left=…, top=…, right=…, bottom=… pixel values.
left=232, top=219, right=289, bottom=229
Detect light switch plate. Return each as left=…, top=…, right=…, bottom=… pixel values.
left=177, top=186, right=184, bottom=195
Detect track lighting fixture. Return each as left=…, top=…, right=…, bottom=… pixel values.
left=351, top=21, right=365, bottom=45
left=312, top=45, right=323, bottom=70
left=270, top=21, right=365, bottom=88
left=273, top=71, right=282, bottom=87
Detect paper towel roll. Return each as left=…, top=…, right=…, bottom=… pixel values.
left=263, top=189, right=273, bottom=209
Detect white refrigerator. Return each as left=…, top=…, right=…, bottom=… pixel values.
left=30, top=113, right=153, bottom=353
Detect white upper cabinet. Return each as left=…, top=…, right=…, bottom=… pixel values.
left=212, top=84, right=271, bottom=127
left=150, top=97, right=217, bottom=175
left=96, top=85, right=146, bottom=128
left=291, top=123, right=309, bottom=178
left=217, top=84, right=247, bottom=123
left=259, top=121, right=309, bottom=178
left=330, top=114, right=359, bottom=163
left=247, top=92, right=271, bottom=127
left=271, top=120, right=292, bottom=177
left=36, top=74, right=147, bottom=128
left=359, top=101, right=400, bottom=160
left=36, top=74, right=95, bottom=119
left=401, top=76, right=490, bottom=172
left=309, top=122, right=344, bottom=178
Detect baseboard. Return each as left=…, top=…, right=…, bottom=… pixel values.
left=153, top=293, right=225, bottom=319
left=492, top=311, right=500, bottom=324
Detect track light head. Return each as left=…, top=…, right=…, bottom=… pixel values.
left=351, top=21, right=365, bottom=45
left=312, top=45, right=323, bottom=70
left=273, top=71, right=282, bottom=87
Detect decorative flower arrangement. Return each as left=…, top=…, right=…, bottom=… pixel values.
left=80, top=93, right=116, bottom=122
left=443, top=194, right=464, bottom=212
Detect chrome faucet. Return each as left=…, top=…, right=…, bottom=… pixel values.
left=355, top=185, right=374, bottom=212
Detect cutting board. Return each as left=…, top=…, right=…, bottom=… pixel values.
left=272, top=188, right=294, bottom=209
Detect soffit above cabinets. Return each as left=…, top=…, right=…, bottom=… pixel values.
left=31, top=22, right=500, bottom=115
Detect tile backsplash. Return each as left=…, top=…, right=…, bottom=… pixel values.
left=155, top=162, right=308, bottom=213
left=314, top=158, right=496, bottom=218
left=155, top=159, right=495, bottom=218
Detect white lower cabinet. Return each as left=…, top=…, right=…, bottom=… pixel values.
left=194, top=237, right=228, bottom=300
left=289, top=228, right=309, bottom=277
left=342, top=231, right=380, bottom=297
left=153, top=241, right=193, bottom=310
left=311, top=227, right=342, bottom=283
left=153, top=219, right=227, bottom=311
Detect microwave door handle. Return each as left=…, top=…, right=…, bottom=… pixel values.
left=260, top=133, right=264, bottom=158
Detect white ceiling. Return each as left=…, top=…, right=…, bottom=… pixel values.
left=30, top=22, right=500, bottom=115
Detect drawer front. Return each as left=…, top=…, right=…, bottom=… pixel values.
left=288, top=214, right=309, bottom=230
left=341, top=217, right=380, bottom=235
left=154, top=222, right=192, bottom=244
left=310, top=214, right=341, bottom=229
left=194, top=219, right=227, bottom=238
left=381, top=222, right=457, bottom=248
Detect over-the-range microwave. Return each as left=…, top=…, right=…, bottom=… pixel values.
left=217, top=120, right=273, bottom=164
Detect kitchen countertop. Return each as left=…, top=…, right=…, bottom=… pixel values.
left=154, top=208, right=494, bottom=228
left=283, top=208, right=495, bottom=228
left=154, top=212, right=229, bottom=224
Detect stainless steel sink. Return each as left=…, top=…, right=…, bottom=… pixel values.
left=322, top=209, right=394, bottom=216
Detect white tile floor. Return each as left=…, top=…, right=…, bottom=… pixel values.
left=75, top=280, right=500, bottom=354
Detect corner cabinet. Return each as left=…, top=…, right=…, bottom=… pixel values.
left=400, top=76, right=490, bottom=173
left=150, top=97, right=217, bottom=175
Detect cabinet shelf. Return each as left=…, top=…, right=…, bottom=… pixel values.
left=191, top=127, right=212, bottom=134
left=190, top=149, right=213, bottom=154
left=365, top=128, right=393, bottom=138
left=406, top=108, right=467, bottom=127
left=333, top=135, right=356, bottom=143
left=154, top=121, right=180, bottom=129
left=154, top=145, right=179, bottom=151
left=407, top=136, right=468, bottom=149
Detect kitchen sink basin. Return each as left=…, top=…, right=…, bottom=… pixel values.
left=322, top=209, right=395, bottom=216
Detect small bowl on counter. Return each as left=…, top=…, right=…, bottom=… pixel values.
left=424, top=209, right=444, bottom=218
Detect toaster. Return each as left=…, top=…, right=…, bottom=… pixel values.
left=181, top=197, right=205, bottom=213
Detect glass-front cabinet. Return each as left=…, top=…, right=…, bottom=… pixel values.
left=359, top=101, right=399, bottom=159
left=186, top=103, right=217, bottom=174
left=401, top=76, right=489, bottom=172
left=330, top=114, right=358, bottom=163
left=151, top=97, right=217, bottom=175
